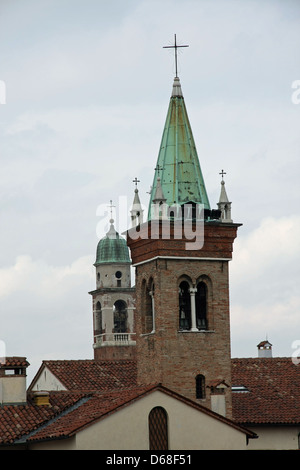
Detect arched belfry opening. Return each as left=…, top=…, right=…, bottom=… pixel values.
left=113, top=300, right=128, bottom=334
left=179, top=280, right=191, bottom=330
left=195, top=281, right=207, bottom=330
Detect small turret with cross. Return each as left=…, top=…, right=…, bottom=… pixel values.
left=217, top=170, right=233, bottom=223
left=130, top=177, right=144, bottom=227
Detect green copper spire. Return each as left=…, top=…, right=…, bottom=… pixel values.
left=148, top=77, right=210, bottom=220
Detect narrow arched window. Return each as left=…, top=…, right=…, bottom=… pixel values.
left=113, top=300, right=127, bottom=333
left=141, top=280, right=154, bottom=334
left=195, top=282, right=207, bottom=330
left=196, top=374, right=206, bottom=399
left=179, top=281, right=191, bottom=330
left=95, top=301, right=102, bottom=335
left=146, top=281, right=154, bottom=333
left=148, top=407, right=168, bottom=450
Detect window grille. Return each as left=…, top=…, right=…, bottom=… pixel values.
left=149, top=407, right=168, bottom=450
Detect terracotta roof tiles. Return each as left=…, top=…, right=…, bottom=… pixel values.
left=0, top=392, right=87, bottom=445
left=232, top=357, right=300, bottom=425
left=30, top=359, right=137, bottom=392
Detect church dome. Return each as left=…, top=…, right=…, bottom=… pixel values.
left=95, top=221, right=131, bottom=265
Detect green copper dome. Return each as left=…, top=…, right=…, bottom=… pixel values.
left=95, top=222, right=131, bottom=265
left=148, top=77, right=210, bottom=220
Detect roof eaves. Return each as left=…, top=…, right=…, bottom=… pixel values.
left=21, top=395, right=92, bottom=445
left=154, top=384, right=257, bottom=439
left=66, top=384, right=160, bottom=437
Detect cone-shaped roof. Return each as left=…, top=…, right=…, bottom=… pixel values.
left=148, top=77, right=210, bottom=219
left=219, top=180, right=230, bottom=204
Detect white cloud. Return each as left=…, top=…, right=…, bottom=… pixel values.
left=230, top=215, right=300, bottom=356
left=0, top=254, right=95, bottom=382
left=0, top=0, right=299, bottom=372
left=0, top=254, right=94, bottom=299
left=231, top=215, right=300, bottom=284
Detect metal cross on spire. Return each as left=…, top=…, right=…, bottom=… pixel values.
left=154, top=164, right=163, bottom=176
left=163, top=34, right=189, bottom=78
left=132, top=177, right=140, bottom=188
left=108, top=199, right=115, bottom=220
left=219, top=169, right=226, bottom=181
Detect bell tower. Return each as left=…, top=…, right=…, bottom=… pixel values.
left=126, top=72, right=241, bottom=419
left=90, top=211, right=136, bottom=361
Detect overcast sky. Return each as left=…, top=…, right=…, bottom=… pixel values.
left=0, top=0, right=299, bottom=383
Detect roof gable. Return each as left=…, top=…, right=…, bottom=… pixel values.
left=25, top=384, right=256, bottom=445
left=29, top=359, right=137, bottom=392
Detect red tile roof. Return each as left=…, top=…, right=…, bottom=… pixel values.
left=232, top=357, right=300, bottom=425
left=25, top=385, right=256, bottom=444
left=1, top=356, right=298, bottom=446
left=29, top=359, right=137, bottom=392
left=0, top=392, right=88, bottom=445
left=26, top=386, right=154, bottom=443
left=2, top=357, right=29, bottom=368
left=0, top=382, right=256, bottom=446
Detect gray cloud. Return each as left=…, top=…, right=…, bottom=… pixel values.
left=0, top=0, right=299, bottom=382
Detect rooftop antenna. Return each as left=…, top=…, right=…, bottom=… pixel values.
left=163, top=34, right=189, bottom=78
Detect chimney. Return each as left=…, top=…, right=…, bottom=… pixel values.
left=0, top=357, right=29, bottom=405
left=33, top=390, right=51, bottom=406
left=210, top=380, right=229, bottom=417
left=257, top=340, right=272, bottom=358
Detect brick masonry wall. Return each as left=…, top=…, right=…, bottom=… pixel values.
left=128, top=221, right=239, bottom=418
left=127, top=220, right=240, bottom=265
left=94, top=345, right=136, bottom=361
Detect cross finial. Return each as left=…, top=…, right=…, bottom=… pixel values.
left=219, top=169, right=226, bottom=181
left=108, top=199, right=115, bottom=221
left=163, top=34, right=189, bottom=78
left=132, top=177, right=140, bottom=189
left=155, top=164, right=163, bottom=176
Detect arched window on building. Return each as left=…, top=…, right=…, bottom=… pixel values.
left=95, top=301, right=102, bottom=335
left=141, top=279, right=154, bottom=334
left=148, top=407, right=168, bottom=450
left=179, top=281, right=191, bottom=330
left=195, top=374, right=206, bottom=399
left=146, top=279, right=155, bottom=333
left=113, top=300, right=127, bottom=333
left=195, top=282, right=207, bottom=330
